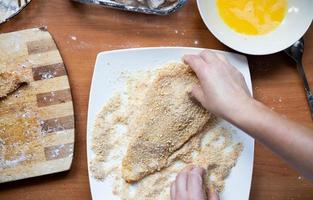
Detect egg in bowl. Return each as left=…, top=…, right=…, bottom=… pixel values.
left=197, top=0, right=312, bottom=55
left=217, top=0, right=288, bottom=35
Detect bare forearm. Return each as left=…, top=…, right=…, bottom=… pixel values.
left=224, top=99, right=313, bottom=182
left=183, top=51, right=313, bottom=183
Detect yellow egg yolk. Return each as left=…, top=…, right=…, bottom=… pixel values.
left=217, top=0, right=287, bottom=35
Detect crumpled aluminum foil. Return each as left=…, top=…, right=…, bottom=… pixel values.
left=73, top=0, right=187, bottom=15
left=0, top=0, right=32, bottom=24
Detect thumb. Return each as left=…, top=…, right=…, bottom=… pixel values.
left=207, top=187, right=220, bottom=200
left=190, top=85, right=205, bottom=106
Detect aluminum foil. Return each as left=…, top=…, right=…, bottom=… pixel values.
left=73, top=0, right=187, bottom=15
left=0, top=0, right=32, bottom=24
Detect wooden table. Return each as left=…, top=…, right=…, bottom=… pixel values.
left=0, top=0, right=312, bottom=199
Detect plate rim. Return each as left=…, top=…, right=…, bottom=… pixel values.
left=86, top=47, right=255, bottom=200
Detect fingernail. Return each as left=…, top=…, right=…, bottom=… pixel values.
left=191, top=166, right=205, bottom=175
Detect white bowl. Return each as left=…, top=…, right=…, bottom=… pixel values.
left=197, top=0, right=313, bottom=55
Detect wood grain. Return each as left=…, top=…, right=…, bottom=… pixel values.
left=0, top=28, right=75, bottom=183
left=32, top=63, right=66, bottom=81
left=44, top=143, right=74, bottom=161
left=40, top=115, right=74, bottom=134
left=0, top=0, right=312, bottom=199
left=27, top=38, right=57, bottom=54
left=36, top=89, right=72, bottom=107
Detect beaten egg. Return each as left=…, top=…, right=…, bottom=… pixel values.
left=217, top=0, right=288, bottom=35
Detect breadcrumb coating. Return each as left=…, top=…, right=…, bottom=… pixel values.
left=90, top=63, right=243, bottom=199
left=122, top=63, right=211, bottom=182
left=0, top=72, right=27, bottom=98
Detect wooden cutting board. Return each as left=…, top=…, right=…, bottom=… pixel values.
left=0, top=27, right=75, bottom=183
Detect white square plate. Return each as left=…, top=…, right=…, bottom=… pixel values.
left=87, top=47, right=254, bottom=200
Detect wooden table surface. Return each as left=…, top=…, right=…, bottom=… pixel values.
left=0, top=0, right=312, bottom=199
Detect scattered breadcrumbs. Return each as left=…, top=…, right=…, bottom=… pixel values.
left=90, top=63, right=243, bottom=199
left=0, top=107, right=42, bottom=169
left=0, top=71, right=27, bottom=98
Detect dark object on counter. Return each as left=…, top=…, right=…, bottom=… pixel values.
left=72, top=0, right=187, bottom=15
left=285, top=38, right=313, bottom=119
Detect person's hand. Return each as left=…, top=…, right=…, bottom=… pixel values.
left=170, top=166, right=219, bottom=200
left=183, top=50, right=252, bottom=120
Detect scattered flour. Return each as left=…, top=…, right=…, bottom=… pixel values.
left=70, top=36, right=77, bottom=41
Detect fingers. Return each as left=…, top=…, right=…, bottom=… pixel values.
left=199, top=50, right=223, bottom=65
left=183, top=50, right=230, bottom=83
left=182, top=165, right=194, bottom=172
left=172, top=166, right=216, bottom=200
left=183, top=54, right=208, bottom=81
left=207, top=187, right=220, bottom=200
left=190, top=85, right=205, bottom=105
left=171, top=166, right=194, bottom=200
left=175, top=170, right=188, bottom=194
left=187, top=167, right=205, bottom=200
left=170, top=182, right=176, bottom=200
left=215, top=53, right=229, bottom=64
left=190, top=166, right=205, bottom=176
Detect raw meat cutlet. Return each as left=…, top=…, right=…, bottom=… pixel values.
left=122, top=63, right=211, bottom=182
left=0, top=71, right=26, bottom=98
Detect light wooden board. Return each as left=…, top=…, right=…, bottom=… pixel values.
left=0, top=27, right=75, bottom=183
